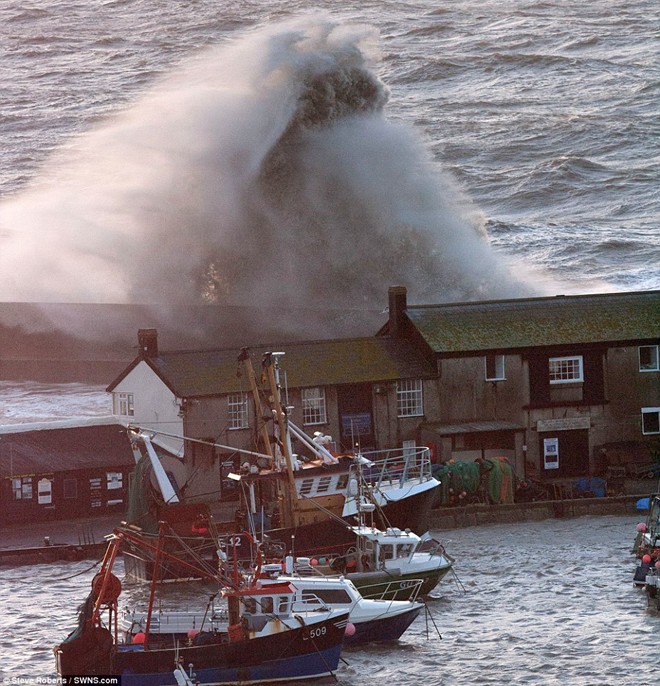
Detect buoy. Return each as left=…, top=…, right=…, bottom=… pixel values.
left=642, top=554, right=652, bottom=564
left=310, top=558, right=318, bottom=566
left=637, top=523, right=648, bottom=533
left=133, top=632, right=146, bottom=645
left=656, top=561, right=660, bottom=570
left=187, top=629, right=200, bottom=640
left=344, top=622, right=356, bottom=637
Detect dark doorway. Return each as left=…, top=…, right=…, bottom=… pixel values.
left=336, top=384, right=375, bottom=450
left=539, top=429, right=590, bottom=478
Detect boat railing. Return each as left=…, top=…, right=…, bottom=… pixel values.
left=353, top=446, right=434, bottom=492
left=356, top=577, right=425, bottom=602
left=292, top=594, right=332, bottom=611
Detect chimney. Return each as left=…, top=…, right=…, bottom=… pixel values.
left=388, top=285, right=408, bottom=338
left=138, top=328, right=158, bottom=358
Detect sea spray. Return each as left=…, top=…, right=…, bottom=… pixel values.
left=0, top=15, right=538, bottom=339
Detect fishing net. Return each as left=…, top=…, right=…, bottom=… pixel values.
left=432, top=457, right=515, bottom=505
left=125, top=454, right=158, bottom=532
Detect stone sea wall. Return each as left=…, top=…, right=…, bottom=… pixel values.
left=427, top=494, right=645, bottom=531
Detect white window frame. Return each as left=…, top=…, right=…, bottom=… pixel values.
left=485, top=354, right=506, bottom=381
left=642, top=407, right=660, bottom=435
left=302, top=387, right=327, bottom=426
left=228, top=392, right=249, bottom=430
left=12, top=477, right=33, bottom=500
left=397, top=379, right=424, bottom=417
left=114, top=392, right=134, bottom=417
left=639, top=345, right=660, bottom=372
left=549, top=356, right=583, bottom=384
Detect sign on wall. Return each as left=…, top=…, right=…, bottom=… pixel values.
left=341, top=412, right=372, bottom=437
left=37, top=478, right=52, bottom=505
left=543, top=437, right=559, bottom=470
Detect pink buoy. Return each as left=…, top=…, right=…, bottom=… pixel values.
left=188, top=629, right=200, bottom=640
left=642, top=554, right=652, bottom=564
left=655, top=561, right=660, bottom=570
left=637, top=523, right=648, bottom=533
left=310, top=558, right=318, bottom=566
left=132, top=632, right=146, bottom=645
left=344, top=622, right=356, bottom=637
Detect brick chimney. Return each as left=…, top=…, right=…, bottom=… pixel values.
left=138, top=328, right=158, bottom=358
left=388, top=285, right=408, bottom=337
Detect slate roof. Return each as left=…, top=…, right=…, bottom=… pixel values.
left=0, top=423, right=135, bottom=477
left=111, top=337, right=436, bottom=399
left=405, top=290, right=660, bottom=354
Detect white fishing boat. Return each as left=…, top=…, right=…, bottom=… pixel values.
left=121, top=561, right=427, bottom=647
left=294, top=521, right=454, bottom=600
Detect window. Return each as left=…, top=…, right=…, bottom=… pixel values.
left=11, top=477, right=32, bottom=500
left=228, top=393, right=248, bottom=429
left=302, top=388, right=327, bottom=425
left=305, top=589, right=352, bottom=605
left=549, top=356, right=583, bottom=384
left=642, top=408, right=660, bottom=435
left=397, top=379, right=423, bottom=417
left=640, top=345, right=660, bottom=372
left=114, top=392, right=134, bottom=417
left=243, top=598, right=256, bottom=614
left=379, top=544, right=394, bottom=560
left=485, top=354, right=506, bottom=381
left=396, top=544, right=415, bottom=559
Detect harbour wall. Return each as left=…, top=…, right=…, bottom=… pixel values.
left=427, top=494, right=645, bottom=531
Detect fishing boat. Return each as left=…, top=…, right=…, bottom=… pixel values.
left=293, top=520, right=454, bottom=600
left=54, top=524, right=349, bottom=685
left=121, top=560, right=426, bottom=647
left=122, top=348, right=441, bottom=581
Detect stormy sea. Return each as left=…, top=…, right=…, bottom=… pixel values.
left=0, top=1, right=658, bottom=683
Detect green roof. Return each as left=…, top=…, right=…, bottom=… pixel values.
left=406, top=290, right=660, bottom=354
left=142, top=337, right=435, bottom=398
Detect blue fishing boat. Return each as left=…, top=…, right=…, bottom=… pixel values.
left=54, top=525, right=349, bottom=685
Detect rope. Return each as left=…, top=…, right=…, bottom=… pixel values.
left=423, top=601, right=443, bottom=640
left=8, top=556, right=103, bottom=583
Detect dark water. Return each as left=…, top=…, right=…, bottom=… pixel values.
left=0, top=515, right=656, bottom=684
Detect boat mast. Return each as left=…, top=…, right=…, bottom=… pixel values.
left=238, top=347, right=274, bottom=463
left=262, top=351, right=299, bottom=529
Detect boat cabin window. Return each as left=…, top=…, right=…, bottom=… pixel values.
left=379, top=544, right=394, bottom=560
left=397, top=543, right=414, bottom=558
left=260, top=596, right=274, bottom=614
left=337, top=475, right=349, bottom=490
left=243, top=598, right=257, bottom=614
left=302, top=589, right=352, bottom=605
left=278, top=596, right=290, bottom=614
